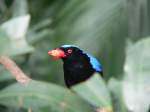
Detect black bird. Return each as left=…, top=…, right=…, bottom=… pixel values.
left=48, top=45, right=103, bottom=88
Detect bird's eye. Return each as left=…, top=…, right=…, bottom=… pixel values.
left=67, top=49, right=72, bottom=54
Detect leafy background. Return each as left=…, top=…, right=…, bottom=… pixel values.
left=0, top=0, right=150, bottom=112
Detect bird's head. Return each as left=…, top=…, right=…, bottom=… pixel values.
left=48, top=45, right=82, bottom=59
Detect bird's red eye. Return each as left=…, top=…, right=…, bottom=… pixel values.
left=67, top=49, right=72, bottom=54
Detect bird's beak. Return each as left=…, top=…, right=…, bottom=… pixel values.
left=48, top=48, right=65, bottom=58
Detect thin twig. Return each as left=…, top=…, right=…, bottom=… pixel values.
left=28, top=107, right=32, bottom=112
left=0, top=55, right=31, bottom=85
left=96, top=107, right=113, bottom=112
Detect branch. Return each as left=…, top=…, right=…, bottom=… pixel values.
left=0, top=55, right=31, bottom=85
left=96, top=107, right=113, bottom=112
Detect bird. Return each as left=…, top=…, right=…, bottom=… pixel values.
left=48, top=45, right=103, bottom=88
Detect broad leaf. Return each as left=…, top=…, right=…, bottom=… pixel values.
left=108, top=78, right=127, bottom=112
left=72, top=74, right=112, bottom=110
left=0, top=66, right=13, bottom=81
left=0, top=15, right=33, bottom=56
left=0, top=80, right=94, bottom=112
left=123, top=38, right=150, bottom=112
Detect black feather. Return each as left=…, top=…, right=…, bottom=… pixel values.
left=60, top=45, right=103, bottom=88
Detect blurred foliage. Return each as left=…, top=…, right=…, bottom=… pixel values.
left=0, top=0, right=150, bottom=112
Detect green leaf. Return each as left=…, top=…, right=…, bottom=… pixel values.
left=108, top=78, right=127, bottom=112
left=72, top=73, right=112, bottom=110
left=0, top=31, right=10, bottom=55
left=123, top=38, right=150, bottom=112
left=0, top=80, right=94, bottom=112
left=12, top=0, right=28, bottom=17
left=0, top=15, right=34, bottom=56
left=0, top=66, right=13, bottom=81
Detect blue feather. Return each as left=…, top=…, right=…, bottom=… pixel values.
left=86, top=54, right=102, bottom=72
left=61, top=45, right=78, bottom=48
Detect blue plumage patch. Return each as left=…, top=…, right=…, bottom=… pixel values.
left=61, top=45, right=78, bottom=48
left=87, top=54, right=102, bottom=72
left=61, top=45, right=72, bottom=48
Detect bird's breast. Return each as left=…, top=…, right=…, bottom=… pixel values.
left=64, top=62, right=84, bottom=72
left=63, top=61, right=94, bottom=87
